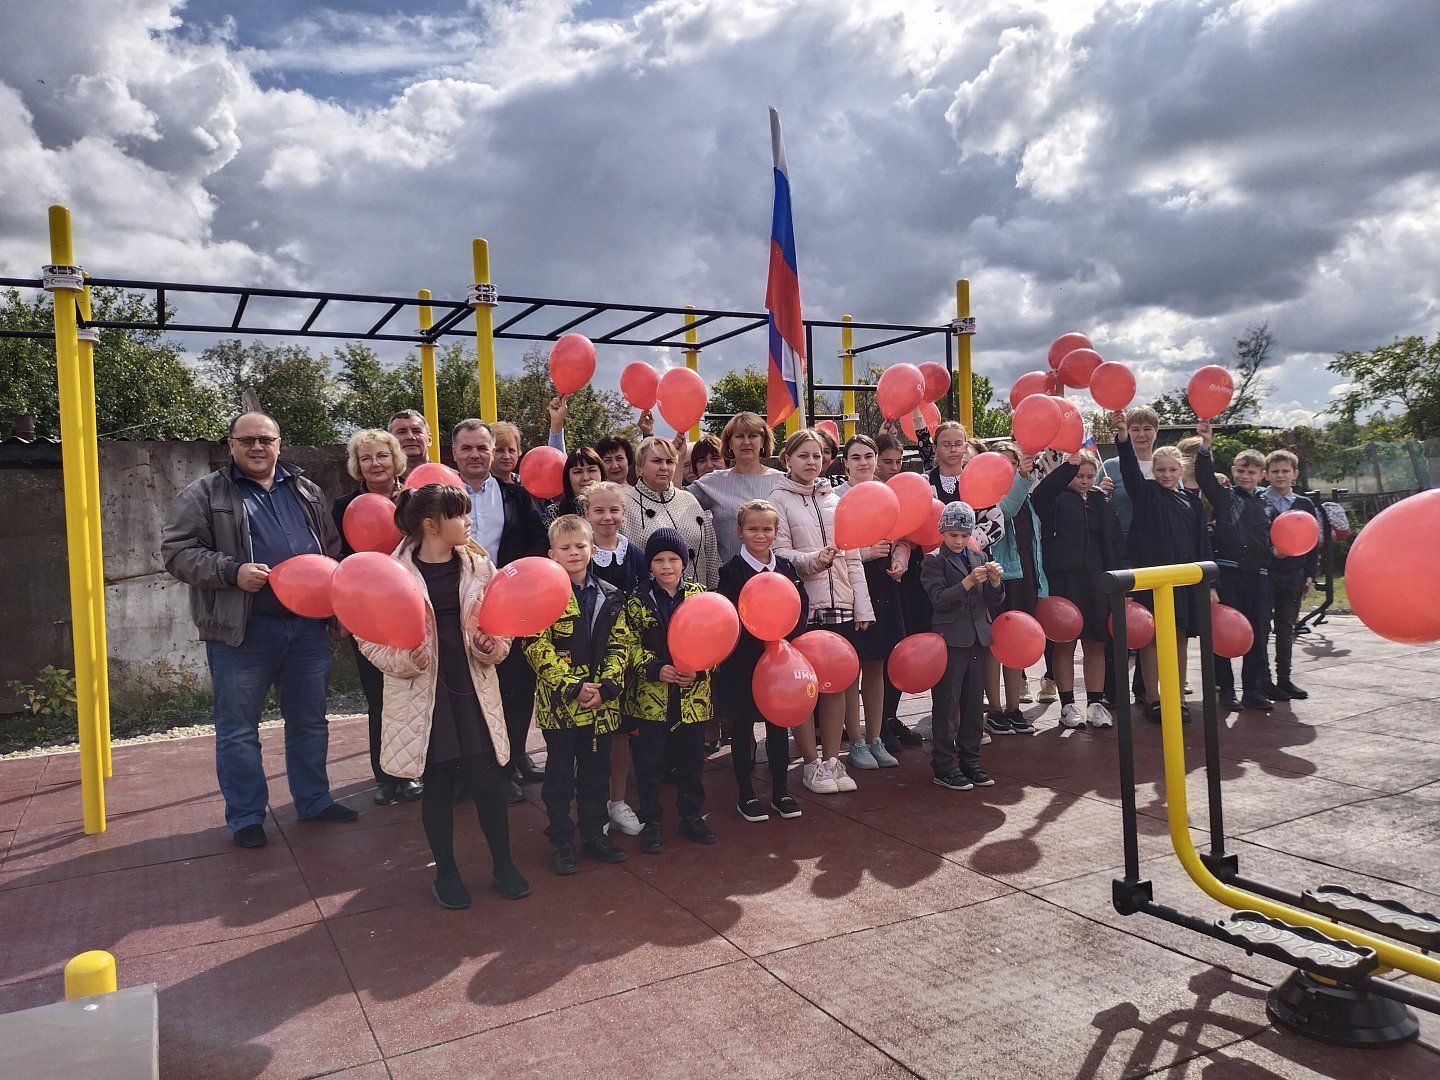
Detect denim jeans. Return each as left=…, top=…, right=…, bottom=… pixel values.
left=206, top=613, right=335, bottom=832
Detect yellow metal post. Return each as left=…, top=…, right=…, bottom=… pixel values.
left=417, top=289, right=440, bottom=461
left=77, top=281, right=111, bottom=777
left=955, top=279, right=973, bottom=433
left=840, top=314, right=855, bottom=441
left=471, top=239, right=497, bottom=423
left=48, top=205, right=105, bottom=834
left=64, top=950, right=116, bottom=1000
left=683, top=307, right=700, bottom=441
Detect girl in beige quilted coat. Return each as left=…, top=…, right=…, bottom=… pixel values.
left=357, top=484, right=530, bottom=910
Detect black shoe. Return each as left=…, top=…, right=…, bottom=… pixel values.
left=305, top=803, right=359, bottom=823
left=679, top=815, right=717, bottom=844
left=772, top=795, right=803, bottom=819
left=397, top=779, right=424, bottom=801
left=514, top=758, right=545, bottom=785
left=1146, top=701, right=1163, bottom=723
left=506, top=780, right=525, bottom=805
left=493, top=862, right=531, bottom=900
left=432, top=870, right=471, bottom=909
left=639, top=821, right=663, bottom=854
left=886, top=717, right=923, bottom=747
left=984, top=712, right=1016, bottom=736
left=373, top=781, right=399, bottom=805
left=1279, top=679, right=1308, bottom=700
left=550, top=842, right=579, bottom=876
left=880, top=730, right=902, bottom=755
left=932, top=770, right=974, bottom=791
left=233, top=823, right=267, bottom=849
left=1264, top=682, right=1293, bottom=702
left=582, top=834, right=629, bottom=864
left=1006, top=710, right=1035, bottom=735
left=963, top=768, right=996, bottom=788
left=1219, top=693, right=1243, bottom=712
left=704, top=740, right=720, bottom=756
left=737, top=798, right=769, bottom=822
left=1241, top=690, right=1275, bottom=712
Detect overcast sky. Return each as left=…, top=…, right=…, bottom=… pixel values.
left=3, top=0, right=1437, bottom=432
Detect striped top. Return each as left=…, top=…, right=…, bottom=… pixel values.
left=687, top=467, right=784, bottom=564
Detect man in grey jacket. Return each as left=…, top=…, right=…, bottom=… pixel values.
left=162, top=411, right=356, bottom=848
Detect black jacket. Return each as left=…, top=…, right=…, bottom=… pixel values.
left=716, top=554, right=810, bottom=678
left=1118, top=438, right=1212, bottom=569
left=1031, top=462, right=1130, bottom=576
left=496, top=477, right=549, bottom=568
left=1196, top=448, right=1272, bottom=573
left=1267, top=492, right=1320, bottom=581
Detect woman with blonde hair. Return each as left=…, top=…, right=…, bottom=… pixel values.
left=688, top=411, right=782, bottom=565
left=621, top=435, right=718, bottom=588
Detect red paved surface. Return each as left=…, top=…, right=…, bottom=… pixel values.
left=2, top=615, right=1439, bottom=1078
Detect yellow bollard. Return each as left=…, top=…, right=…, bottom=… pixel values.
left=840, top=314, right=855, bottom=441
left=77, top=280, right=112, bottom=777
left=64, top=950, right=117, bottom=1000
left=417, top=290, right=441, bottom=461
left=683, top=307, right=700, bottom=441
left=48, top=205, right=105, bottom=834
left=471, top=239, right=498, bottom=423
left=955, top=279, right=973, bottom=433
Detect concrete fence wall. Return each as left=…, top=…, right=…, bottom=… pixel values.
left=0, top=440, right=352, bottom=711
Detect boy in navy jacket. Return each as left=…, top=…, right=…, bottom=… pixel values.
left=1261, top=450, right=1319, bottom=701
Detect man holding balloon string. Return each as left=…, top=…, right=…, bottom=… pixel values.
left=162, top=411, right=354, bottom=850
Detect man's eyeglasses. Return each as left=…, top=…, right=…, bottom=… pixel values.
left=231, top=435, right=279, bottom=447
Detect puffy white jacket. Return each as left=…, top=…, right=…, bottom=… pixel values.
left=769, top=474, right=875, bottom=624
left=356, top=540, right=512, bottom=778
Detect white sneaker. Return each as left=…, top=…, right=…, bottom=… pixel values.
left=607, top=800, right=643, bottom=836
left=828, top=757, right=857, bottom=792
left=981, top=730, right=992, bottom=745
left=1086, top=702, right=1114, bottom=729
left=1059, top=703, right=1084, bottom=729
left=1038, top=678, right=1058, bottom=703
left=1019, top=677, right=1034, bottom=704
left=803, top=758, right=839, bottom=794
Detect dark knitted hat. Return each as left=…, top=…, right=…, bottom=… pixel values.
left=644, top=527, right=689, bottom=568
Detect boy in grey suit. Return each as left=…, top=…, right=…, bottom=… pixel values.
left=920, top=502, right=1005, bottom=790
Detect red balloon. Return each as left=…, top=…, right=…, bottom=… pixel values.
left=834, top=480, right=900, bottom=550
left=919, top=362, right=951, bottom=403
left=477, top=556, right=572, bottom=636
left=1052, top=396, right=1085, bottom=454
left=887, top=632, right=947, bottom=693
left=518, top=444, right=565, bottom=500
left=1048, top=332, right=1093, bottom=370
left=1035, top=596, right=1084, bottom=642
left=657, top=366, right=708, bottom=432
left=1211, top=603, right=1255, bottom=659
left=793, top=630, right=860, bottom=694
left=738, top=571, right=802, bottom=642
left=1089, top=361, right=1136, bottom=411
left=405, top=461, right=464, bottom=491
left=991, top=610, right=1046, bottom=669
left=816, top=419, right=841, bottom=442
left=669, top=591, right=741, bottom=674
left=1271, top=510, right=1319, bottom=558
left=269, top=554, right=339, bottom=618
left=1346, top=489, right=1440, bottom=644
left=753, top=640, right=819, bottom=727
left=1188, top=365, right=1235, bottom=420
left=549, top=333, right=596, bottom=395
left=1010, top=370, right=1055, bottom=408
left=1058, top=348, right=1103, bottom=390
left=886, top=471, right=932, bottom=539
left=906, top=498, right=946, bottom=553
left=959, top=451, right=1016, bottom=509
left=333, top=552, right=427, bottom=649
left=620, top=361, right=659, bottom=410
left=1011, top=393, right=1062, bottom=454
left=342, top=493, right=402, bottom=554
left=899, top=401, right=942, bottom=442
left=1108, top=599, right=1156, bottom=649
left=876, top=363, right=927, bottom=420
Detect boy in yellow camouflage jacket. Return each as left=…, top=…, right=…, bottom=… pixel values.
left=523, top=516, right=632, bottom=875
left=623, top=528, right=716, bottom=853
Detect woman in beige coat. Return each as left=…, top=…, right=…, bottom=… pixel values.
left=770, top=428, right=874, bottom=797
left=358, top=484, right=530, bottom=910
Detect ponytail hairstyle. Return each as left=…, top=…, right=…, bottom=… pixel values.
left=394, top=483, right=471, bottom=542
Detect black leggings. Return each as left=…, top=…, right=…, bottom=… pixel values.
left=729, top=709, right=790, bottom=801
left=421, top=753, right=513, bottom=877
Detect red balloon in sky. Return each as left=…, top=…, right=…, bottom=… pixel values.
left=1089, top=361, right=1136, bottom=411
left=1188, top=365, right=1235, bottom=420
left=1058, top=348, right=1104, bottom=390
left=549, top=334, right=597, bottom=395
left=919, top=362, right=952, bottom=403
left=657, top=366, right=709, bottom=432
left=899, top=401, right=943, bottom=442
left=1051, top=396, right=1085, bottom=454
left=620, top=361, right=659, bottom=410
left=1010, top=370, right=1055, bottom=408
left=1048, top=332, right=1093, bottom=370
left=1011, top=393, right=1062, bottom=455
left=876, top=363, right=927, bottom=420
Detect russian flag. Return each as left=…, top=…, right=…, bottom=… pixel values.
left=765, top=107, right=804, bottom=429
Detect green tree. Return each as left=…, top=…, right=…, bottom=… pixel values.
left=1328, top=332, right=1440, bottom=439
left=495, top=347, right=634, bottom=450
left=969, top=373, right=1011, bottom=438
left=1, top=287, right=225, bottom=440
left=200, top=339, right=339, bottom=445
left=330, top=342, right=421, bottom=433
left=1149, top=323, right=1276, bottom=425
left=704, top=367, right=768, bottom=434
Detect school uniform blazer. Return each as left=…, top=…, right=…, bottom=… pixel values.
left=716, top=554, right=810, bottom=675
left=920, top=546, right=1003, bottom=649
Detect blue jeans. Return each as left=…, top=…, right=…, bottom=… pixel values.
left=206, top=614, right=335, bottom=832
